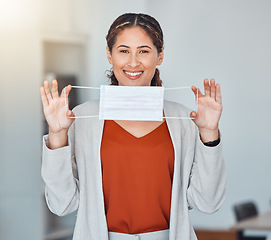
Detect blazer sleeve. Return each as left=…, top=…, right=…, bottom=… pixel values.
left=41, top=123, right=80, bottom=217
left=186, top=128, right=226, bottom=214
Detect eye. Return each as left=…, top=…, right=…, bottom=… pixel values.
left=139, top=50, right=149, bottom=54
left=120, top=50, right=129, bottom=53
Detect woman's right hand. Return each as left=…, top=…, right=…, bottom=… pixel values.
left=40, top=80, right=75, bottom=149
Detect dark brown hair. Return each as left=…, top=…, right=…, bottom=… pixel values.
left=106, top=13, right=164, bottom=86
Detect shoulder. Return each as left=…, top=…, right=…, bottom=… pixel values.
left=69, top=100, right=102, bottom=135
left=164, top=100, right=191, bottom=116
left=164, top=100, right=196, bottom=134
left=164, top=101, right=197, bottom=143
left=72, top=100, right=99, bottom=115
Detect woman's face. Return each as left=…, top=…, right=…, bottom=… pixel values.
left=106, top=27, right=164, bottom=86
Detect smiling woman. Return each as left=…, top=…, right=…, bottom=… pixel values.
left=40, top=12, right=226, bottom=240
left=106, top=13, right=164, bottom=86
left=106, top=27, right=164, bottom=86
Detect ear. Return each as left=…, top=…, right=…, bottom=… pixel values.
left=157, top=47, right=164, bottom=66
left=106, top=46, right=112, bottom=64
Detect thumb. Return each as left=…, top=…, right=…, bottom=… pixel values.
left=190, top=111, right=197, bottom=119
left=66, top=110, right=75, bottom=122
left=190, top=111, right=197, bottom=124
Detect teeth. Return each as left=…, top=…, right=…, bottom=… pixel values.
left=124, top=71, right=143, bottom=77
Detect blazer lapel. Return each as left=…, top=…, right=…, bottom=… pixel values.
left=164, top=101, right=185, bottom=239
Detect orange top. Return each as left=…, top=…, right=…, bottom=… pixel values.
left=101, top=120, right=174, bottom=234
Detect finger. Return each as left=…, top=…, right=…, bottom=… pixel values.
left=191, top=86, right=203, bottom=98
left=66, top=109, right=75, bottom=118
left=190, top=111, right=198, bottom=125
left=66, top=110, right=76, bottom=124
left=40, top=86, right=49, bottom=108
left=44, top=80, right=52, bottom=102
left=61, top=85, right=72, bottom=98
left=210, top=78, right=216, bottom=98
left=60, top=85, right=72, bottom=111
left=204, top=79, right=211, bottom=96
left=215, top=83, right=222, bottom=103
left=190, top=111, right=197, bottom=119
left=51, top=79, right=59, bottom=98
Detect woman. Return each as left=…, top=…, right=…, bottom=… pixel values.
left=40, top=13, right=226, bottom=240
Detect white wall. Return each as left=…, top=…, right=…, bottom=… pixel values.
left=0, top=1, right=43, bottom=239
left=146, top=0, right=271, bottom=230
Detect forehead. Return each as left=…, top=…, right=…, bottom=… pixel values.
left=114, top=27, right=154, bottom=47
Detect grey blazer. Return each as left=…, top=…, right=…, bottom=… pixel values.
left=41, top=100, right=226, bottom=240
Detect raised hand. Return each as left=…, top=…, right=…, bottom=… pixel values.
left=40, top=80, right=75, bottom=149
left=190, top=79, right=222, bottom=143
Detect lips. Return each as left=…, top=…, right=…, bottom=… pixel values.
left=123, top=70, right=143, bottom=80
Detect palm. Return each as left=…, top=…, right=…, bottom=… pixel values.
left=191, top=79, right=223, bottom=133
left=40, top=80, right=74, bottom=133
left=195, top=94, right=222, bottom=130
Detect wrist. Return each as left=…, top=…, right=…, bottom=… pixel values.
left=199, top=128, right=219, bottom=143
left=48, top=129, right=69, bottom=150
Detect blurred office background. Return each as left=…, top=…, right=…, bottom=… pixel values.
left=1, top=0, right=271, bottom=239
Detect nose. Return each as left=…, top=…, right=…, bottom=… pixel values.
left=128, top=53, right=140, bottom=68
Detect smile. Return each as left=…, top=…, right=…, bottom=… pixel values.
left=124, top=71, right=143, bottom=77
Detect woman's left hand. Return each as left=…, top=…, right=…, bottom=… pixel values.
left=190, top=78, right=223, bottom=143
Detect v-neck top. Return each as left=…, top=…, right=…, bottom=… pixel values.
left=100, top=120, right=175, bottom=234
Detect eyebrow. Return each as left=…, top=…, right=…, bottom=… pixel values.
left=117, top=45, right=152, bottom=49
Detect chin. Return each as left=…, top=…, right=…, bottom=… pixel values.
left=117, top=74, right=151, bottom=86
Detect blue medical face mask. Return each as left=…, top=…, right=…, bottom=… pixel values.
left=65, top=85, right=198, bottom=121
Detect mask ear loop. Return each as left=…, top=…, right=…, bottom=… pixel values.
left=163, top=87, right=198, bottom=120
left=196, top=87, right=199, bottom=113
left=64, top=86, right=100, bottom=119
left=64, top=86, right=68, bottom=112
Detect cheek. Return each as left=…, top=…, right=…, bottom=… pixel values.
left=143, top=56, right=159, bottom=69
left=111, top=55, right=127, bottom=69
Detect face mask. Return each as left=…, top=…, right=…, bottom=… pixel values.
left=65, top=85, right=198, bottom=121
